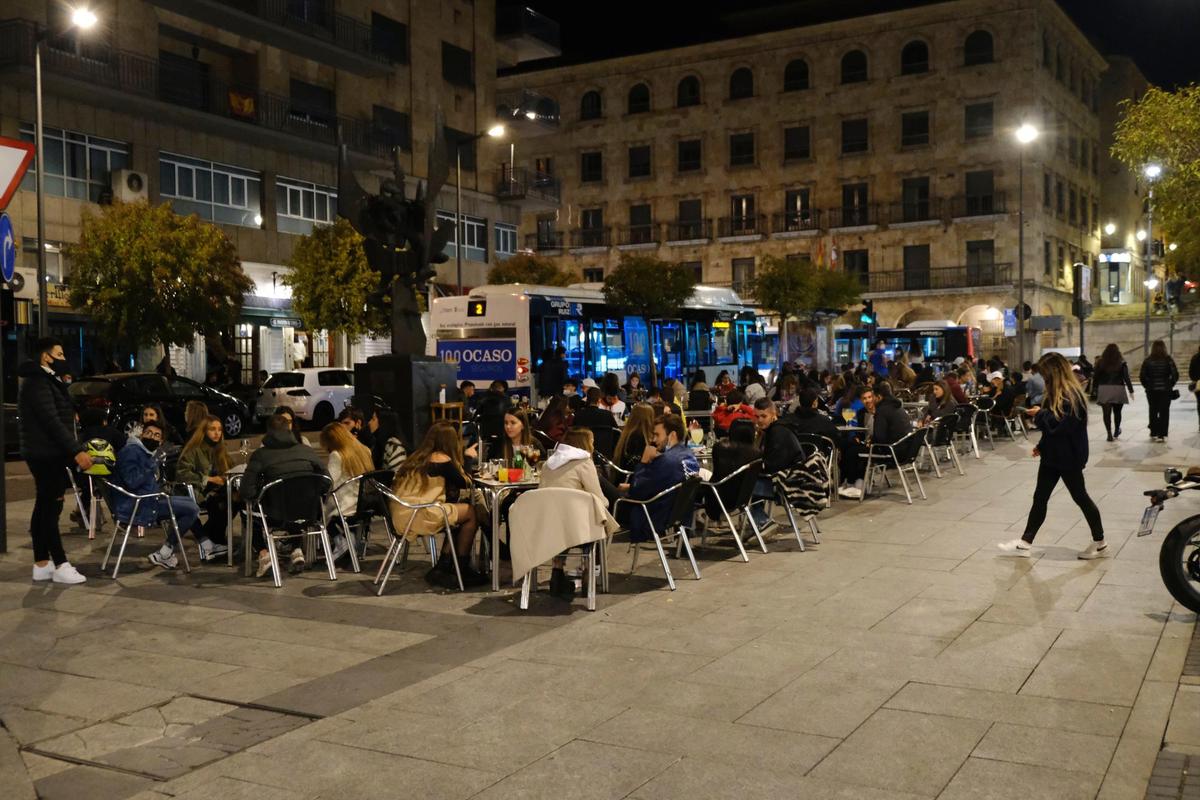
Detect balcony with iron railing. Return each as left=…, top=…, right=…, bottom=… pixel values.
left=496, top=5, right=562, bottom=64
left=948, top=192, right=1007, bottom=218
left=615, top=224, right=659, bottom=246
left=771, top=210, right=821, bottom=234
left=717, top=214, right=767, bottom=238
left=883, top=199, right=943, bottom=225
left=827, top=205, right=880, bottom=228
left=524, top=232, right=564, bottom=252
left=0, top=20, right=388, bottom=158
left=569, top=227, right=611, bottom=249
left=664, top=219, right=712, bottom=243
left=148, top=0, right=394, bottom=75
left=865, top=262, right=1013, bottom=293
left=495, top=166, right=560, bottom=206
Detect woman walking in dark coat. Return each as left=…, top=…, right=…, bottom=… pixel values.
left=1139, top=339, right=1179, bottom=442
left=998, top=352, right=1106, bottom=559
left=1092, top=343, right=1134, bottom=441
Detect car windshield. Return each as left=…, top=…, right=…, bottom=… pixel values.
left=264, top=373, right=304, bottom=389
left=68, top=379, right=111, bottom=399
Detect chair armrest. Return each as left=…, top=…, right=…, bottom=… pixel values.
left=700, top=459, right=761, bottom=487
left=614, top=481, right=681, bottom=510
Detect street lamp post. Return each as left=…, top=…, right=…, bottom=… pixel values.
left=1142, top=163, right=1162, bottom=355
left=1014, top=123, right=1039, bottom=369
left=34, top=7, right=98, bottom=337
left=454, top=124, right=506, bottom=295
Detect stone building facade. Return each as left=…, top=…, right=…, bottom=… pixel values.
left=0, top=0, right=550, bottom=379
left=497, top=0, right=1133, bottom=359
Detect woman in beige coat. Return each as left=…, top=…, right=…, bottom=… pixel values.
left=538, top=427, right=607, bottom=599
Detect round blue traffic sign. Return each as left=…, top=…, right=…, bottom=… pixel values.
left=0, top=212, right=14, bottom=284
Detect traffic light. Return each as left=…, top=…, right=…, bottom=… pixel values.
left=860, top=300, right=877, bottom=340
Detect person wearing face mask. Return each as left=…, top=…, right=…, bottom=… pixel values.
left=112, top=420, right=209, bottom=570
left=18, top=337, right=93, bottom=584
left=128, top=403, right=183, bottom=445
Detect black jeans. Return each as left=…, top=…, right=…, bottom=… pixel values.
left=1100, top=403, right=1123, bottom=437
left=28, top=457, right=70, bottom=565
left=1146, top=391, right=1173, bottom=437
left=1022, top=460, right=1104, bottom=543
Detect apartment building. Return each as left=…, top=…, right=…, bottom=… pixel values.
left=0, top=0, right=557, bottom=380
left=497, top=0, right=1127, bottom=356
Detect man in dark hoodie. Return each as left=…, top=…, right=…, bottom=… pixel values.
left=241, top=412, right=328, bottom=577
left=19, top=337, right=92, bottom=585
left=860, top=382, right=914, bottom=457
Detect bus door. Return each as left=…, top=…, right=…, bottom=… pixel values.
left=588, top=318, right=626, bottom=376
left=652, top=319, right=683, bottom=380
left=538, top=317, right=585, bottom=378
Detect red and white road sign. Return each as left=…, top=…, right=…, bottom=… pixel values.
left=0, top=136, right=35, bottom=211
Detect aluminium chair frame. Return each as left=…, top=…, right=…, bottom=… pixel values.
left=99, top=480, right=195, bottom=579
left=371, top=480, right=465, bottom=595
left=615, top=479, right=702, bottom=591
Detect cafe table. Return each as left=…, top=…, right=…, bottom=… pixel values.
left=475, top=474, right=540, bottom=592
left=222, top=464, right=248, bottom=571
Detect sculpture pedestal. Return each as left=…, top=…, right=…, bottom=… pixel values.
left=354, top=355, right=458, bottom=449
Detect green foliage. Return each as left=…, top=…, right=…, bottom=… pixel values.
left=487, top=252, right=577, bottom=286
left=67, top=201, right=252, bottom=350
left=602, top=254, right=697, bottom=384
left=283, top=217, right=390, bottom=340
left=815, top=267, right=865, bottom=311
left=1112, top=84, right=1200, bottom=273
left=752, top=256, right=862, bottom=321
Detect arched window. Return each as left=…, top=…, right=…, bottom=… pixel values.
left=841, top=50, right=868, bottom=84
left=728, top=67, right=754, bottom=99
left=964, top=30, right=994, bottom=66
left=580, top=90, right=602, bottom=120
left=676, top=75, right=701, bottom=107
left=627, top=83, right=650, bottom=114
left=900, top=41, right=929, bottom=75
left=783, top=59, right=809, bottom=91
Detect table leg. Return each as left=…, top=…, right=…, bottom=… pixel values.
left=491, top=488, right=503, bottom=593
left=243, top=501, right=253, bottom=577
left=226, top=483, right=234, bottom=567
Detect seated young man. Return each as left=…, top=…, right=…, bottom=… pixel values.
left=622, top=414, right=699, bottom=542
left=751, top=398, right=802, bottom=526
left=112, top=420, right=213, bottom=569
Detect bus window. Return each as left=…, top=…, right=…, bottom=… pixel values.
left=653, top=320, right=683, bottom=380
left=685, top=321, right=701, bottom=369
left=623, top=317, right=650, bottom=378
left=712, top=321, right=735, bottom=364
left=590, top=319, right=626, bottom=374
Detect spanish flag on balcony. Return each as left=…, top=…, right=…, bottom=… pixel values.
left=228, top=90, right=255, bottom=119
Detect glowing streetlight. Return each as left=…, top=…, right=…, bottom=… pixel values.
left=1144, top=163, right=1162, bottom=180
left=454, top=124, right=509, bottom=294
left=1145, top=278, right=1160, bottom=290
left=71, top=7, right=98, bottom=29
left=486, top=124, right=506, bottom=138
left=1103, top=222, right=1116, bottom=236
left=1015, top=123, right=1039, bottom=144
left=1136, top=230, right=1148, bottom=242
left=1168, top=242, right=1178, bottom=252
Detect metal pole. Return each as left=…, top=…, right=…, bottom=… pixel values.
left=455, top=147, right=463, bottom=296
left=1143, top=186, right=1152, bottom=355
left=1016, top=148, right=1025, bottom=369
left=35, top=38, right=48, bottom=338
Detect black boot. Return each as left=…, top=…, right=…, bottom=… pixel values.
left=425, top=554, right=460, bottom=589
left=548, top=567, right=575, bottom=602
left=457, top=556, right=489, bottom=588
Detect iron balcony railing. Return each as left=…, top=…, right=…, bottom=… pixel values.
left=883, top=198, right=943, bottom=224
left=523, top=232, right=563, bottom=252
left=771, top=210, right=821, bottom=233
left=827, top=204, right=880, bottom=227
left=0, top=20, right=388, bottom=157
left=664, top=219, right=712, bottom=242
left=569, top=228, right=611, bottom=248
left=615, top=224, right=659, bottom=246
left=866, top=262, right=1013, bottom=293
left=495, top=166, right=560, bottom=204
left=717, top=214, right=767, bottom=237
left=948, top=192, right=1007, bottom=217
left=215, top=0, right=388, bottom=62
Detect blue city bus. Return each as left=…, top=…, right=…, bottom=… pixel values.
left=835, top=324, right=982, bottom=367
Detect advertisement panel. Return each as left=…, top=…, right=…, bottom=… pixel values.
left=436, top=339, right=518, bottom=383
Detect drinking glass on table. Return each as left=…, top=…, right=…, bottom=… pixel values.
left=841, top=409, right=856, bottom=424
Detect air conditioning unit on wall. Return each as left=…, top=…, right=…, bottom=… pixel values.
left=111, top=169, right=148, bottom=203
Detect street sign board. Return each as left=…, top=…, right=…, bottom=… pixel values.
left=0, top=213, right=14, bottom=283
left=0, top=136, right=35, bottom=211
left=1003, top=308, right=1017, bottom=337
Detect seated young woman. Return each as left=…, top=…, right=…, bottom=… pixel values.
left=500, top=408, right=547, bottom=466
left=537, top=427, right=609, bottom=600
left=320, top=422, right=376, bottom=561
left=391, top=422, right=486, bottom=589
left=613, top=403, right=654, bottom=474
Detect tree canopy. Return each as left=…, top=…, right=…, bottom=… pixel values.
left=283, top=217, right=390, bottom=340
left=487, top=252, right=578, bottom=286
left=602, top=254, right=697, bottom=385
left=1112, top=84, right=1200, bottom=274
left=67, top=201, right=252, bottom=351
left=752, top=256, right=863, bottom=321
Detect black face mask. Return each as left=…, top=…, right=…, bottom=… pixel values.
left=140, top=437, right=161, bottom=452
left=49, top=357, right=71, bottom=377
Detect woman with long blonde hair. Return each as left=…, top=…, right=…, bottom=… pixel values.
left=320, top=423, right=375, bottom=562
left=998, top=353, right=1105, bottom=559
left=613, top=403, right=654, bottom=472
left=175, top=415, right=231, bottom=559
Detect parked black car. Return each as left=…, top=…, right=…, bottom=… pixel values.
left=69, top=373, right=250, bottom=438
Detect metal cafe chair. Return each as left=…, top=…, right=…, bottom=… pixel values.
left=922, top=415, right=965, bottom=478
left=951, top=403, right=982, bottom=459
left=328, top=468, right=398, bottom=565
left=250, top=472, right=338, bottom=588
left=99, top=481, right=196, bottom=579
left=371, top=480, right=465, bottom=596
left=698, top=459, right=765, bottom=561
left=859, top=428, right=929, bottom=505
left=615, top=476, right=704, bottom=591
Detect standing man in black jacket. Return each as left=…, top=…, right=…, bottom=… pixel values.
left=1188, top=343, right=1200, bottom=432
left=19, top=337, right=92, bottom=585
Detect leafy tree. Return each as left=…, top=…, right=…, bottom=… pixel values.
left=283, top=217, right=390, bottom=340
left=68, top=201, right=252, bottom=352
left=753, top=256, right=861, bottom=365
left=487, top=252, right=577, bottom=286
left=1112, top=84, right=1200, bottom=274
left=602, top=254, right=697, bottom=386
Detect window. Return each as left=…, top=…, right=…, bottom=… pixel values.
left=783, top=126, right=810, bottom=160
left=534, top=156, right=554, bottom=182
left=729, top=132, right=755, bottom=166
left=276, top=177, right=337, bottom=235
left=730, top=194, right=756, bottom=226
left=964, top=102, right=994, bottom=138
left=580, top=90, right=602, bottom=120
left=729, top=67, right=754, bottom=99
left=732, top=257, right=755, bottom=295
left=583, top=268, right=604, bottom=283
left=628, top=203, right=653, bottom=244
left=900, top=41, right=929, bottom=75
left=1079, top=139, right=1088, bottom=170
left=580, top=151, right=603, bottom=182
left=1092, top=200, right=1099, bottom=233
left=627, top=83, right=650, bottom=114
left=783, top=59, right=809, bottom=91
left=903, top=245, right=931, bottom=290
left=966, top=240, right=996, bottom=283
left=677, top=198, right=703, bottom=238
left=900, top=111, right=929, bottom=147
left=964, top=170, right=995, bottom=214
left=1092, top=141, right=1099, bottom=174
left=1068, top=187, right=1077, bottom=224
left=1043, top=240, right=1052, bottom=276
left=1043, top=172, right=1052, bottom=208
left=676, top=75, right=701, bottom=107
left=579, top=208, right=604, bottom=247
left=370, top=13, right=408, bottom=63
left=1080, top=193, right=1088, bottom=230
left=22, top=243, right=65, bottom=283
left=677, top=139, right=702, bottom=172
left=783, top=188, right=812, bottom=229
left=841, top=50, right=868, bottom=84
left=495, top=222, right=518, bottom=260
left=289, top=79, right=335, bottom=128
left=841, top=182, right=869, bottom=225
left=159, top=152, right=261, bottom=227
left=1058, top=244, right=1066, bottom=281
left=964, top=30, right=994, bottom=65
left=19, top=124, right=128, bottom=202
left=628, top=145, right=651, bottom=178
left=1068, top=135, right=1078, bottom=165
left=844, top=249, right=869, bottom=286
left=372, top=106, right=411, bottom=152
left=1055, top=179, right=1064, bottom=215
left=441, top=41, right=473, bottom=87
left=444, top=127, right=477, bottom=171
left=316, top=370, right=353, bottom=387
left=901, top=176, right=931, bottom=221
left=680, top=261, right=703, bottom=282
left=841, top=118, right=868, bottom=154
left=437, top=210, right=487, bottom=261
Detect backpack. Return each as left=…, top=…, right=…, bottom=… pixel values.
left=84, top=438, right=116, bottom=476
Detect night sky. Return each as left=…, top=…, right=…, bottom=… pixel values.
left=512, top=0, right=1199, bottom=89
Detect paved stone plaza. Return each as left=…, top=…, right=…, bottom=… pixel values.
left=1, top=399, right=1198, bottom=800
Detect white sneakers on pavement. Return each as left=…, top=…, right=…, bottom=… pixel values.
left=52, top=562, right=87, bottom=584
left=148, top=546, right=179, bottom=570
left=32, top=562, right=55, bottom=581
left=198, top=539, right=228, bottom=562
left=1077, top=540, right=1109, bottom=560
left=996, top=539, right=1032, bottom=557
left=838, top=485, right=863, bottom=499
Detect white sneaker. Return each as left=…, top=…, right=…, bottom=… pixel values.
left=997, top=539, right=1032, bottom=558
left=1077, top=541, right=1109, bottom=560
left=256, top=550, right=274, bottom=578
left=288, top=548, right=306, bottom=575
left=838, top=485, right=863, bottom=499
left=32, top=562, right=55, bottom=581
left=148, top=550, right=179, bottom=570
left=52, top=562, right=87, bottom=584
left=198, top=540, right=228, bottom=562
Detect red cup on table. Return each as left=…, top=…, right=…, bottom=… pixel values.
left=507, top=468, right=524, bottom=482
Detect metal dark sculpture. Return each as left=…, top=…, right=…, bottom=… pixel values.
left=337, top=113, right=454, bottom=355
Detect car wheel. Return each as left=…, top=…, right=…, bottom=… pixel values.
left=312, top=402, right=334, bottom=429
left=222, top=412, right=244, bottom=438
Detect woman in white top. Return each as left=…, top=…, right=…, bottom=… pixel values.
left=320, top=422, right=374, bottom=560
left=538, top=427, right=607, bottom=601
